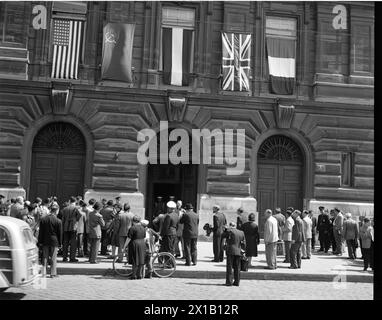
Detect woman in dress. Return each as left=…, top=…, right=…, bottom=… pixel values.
left=242, top=213, right=260, bottom=267
left=127, top=215, right=147, bottom=279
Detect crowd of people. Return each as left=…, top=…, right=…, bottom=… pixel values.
left=0, top=193, right=374, bottom=286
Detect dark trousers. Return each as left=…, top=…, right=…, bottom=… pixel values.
left=163, top=235, right=177, bottom=255
left=311, top=233, right=316, bottom=249
left=83, top=233, right=89, bottom=256
left=363, top=243, right=374, bottom=270
left=213, top=234, right=224, bottom=262
left=132, top=264, right=144, bottom=279
left=284, top=240, right=292, bottom=263
left=290, top=241, right=302, bottom=268
left=226, top=254, right=241, bottom=285
left=62, top=231, right=77, bottom=260
left=319, top=231, right=331, bottom=252
left=89, top=238, right=100, bottom=263
left=333, top=231, right=343, bottom=254
left=346, top=239, right=357, bottom=259
left=100, top=229, right=108, bottom=255
left=183, top=237, right=198, bottom=265
left=42, top=246, right=58, bottom=276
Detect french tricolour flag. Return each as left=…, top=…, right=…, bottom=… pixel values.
left=162, top=27, right=193, bottom=86
left=266, top=38, right=296, bottom=95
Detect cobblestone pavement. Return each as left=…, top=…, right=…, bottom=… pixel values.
left=0, top=275, right=373, bottom=300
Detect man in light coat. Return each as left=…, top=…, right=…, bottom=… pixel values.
left=263, top=209, right=278, bottom=269
left=343, top=212, right=359, bottom=259
left=282, top=208, right=295, bottom=263
left=301, top=210, right=313, bottom=259
left=88, top=202, right=105, bottom=264
left=333, top=208, right=344, bottom=255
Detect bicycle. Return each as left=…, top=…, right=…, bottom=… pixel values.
left=112, top=242, right=176, bottom=278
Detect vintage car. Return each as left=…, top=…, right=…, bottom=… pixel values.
left=0, top=216, right=41, bottom=292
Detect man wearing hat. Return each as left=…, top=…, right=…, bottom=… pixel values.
left=212, top=205, right=227, bottom=262
left=100, top=200, right=115, bottom=255
left=343, top=213, right=359, bottom=259
left=0, top=194, right=8, bottom=216
left=88, top=202, right=105, bottom=264
left=161, top=201, right=179, bottom=255
left=236, top=207, right=248, bottom=231
left=333, top=208, right=344, bottom=255
left=141, top=219, right=160, bottom=278
left=222, top=222, right=245, bottom=286
left=180, top=203, right=199, bottom=266
left=289, top=210, right=305, bottom=269
left=282, top=208, right=295, bottom=263
left=317, top=206, right=330, bottom=252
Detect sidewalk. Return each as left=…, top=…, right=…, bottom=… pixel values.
left=56, top=242, right=373, bottom=283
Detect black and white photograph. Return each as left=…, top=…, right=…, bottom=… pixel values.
left=0, top=0, right=375, bottom=306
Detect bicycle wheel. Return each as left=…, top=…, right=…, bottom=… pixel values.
left=152, top=252, right=176, bottom=278
left=113, top=255, right=133, bottom=277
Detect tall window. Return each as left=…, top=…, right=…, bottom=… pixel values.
left=0, top=2, right=28, bottom=48
left=351, top=23, right=374, bottom=74
left=265, top=16, right=297, bottom=95
left=341, top=152, right=354, bottom=187
left=160, top=7, right=195, bottom=86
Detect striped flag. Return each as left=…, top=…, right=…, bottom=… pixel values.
left=51, top=19, right=83, bottom=79
left=162, top=27, right=193, bottom=86
left=222, top=32, right=251, bottom=91
left=266, top=38, right=295, bottom=95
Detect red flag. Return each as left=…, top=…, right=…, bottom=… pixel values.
left=101, top=23, right=135, bottom=82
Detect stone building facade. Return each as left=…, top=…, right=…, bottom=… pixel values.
left=0, top=1, right=374, bottom=236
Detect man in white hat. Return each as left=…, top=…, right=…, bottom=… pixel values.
left=161, top=201, right=179, bottom=255
left=141, top=219, right=160, bottom=278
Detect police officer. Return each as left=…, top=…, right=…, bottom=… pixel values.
left=317, top=206, right=331, bottom=252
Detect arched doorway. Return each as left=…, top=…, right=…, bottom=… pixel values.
left=29, top=122, right=86, bottom=203
left=257, top=135, right=303, bottom=236
left=145, top=129, right=198, bottom=222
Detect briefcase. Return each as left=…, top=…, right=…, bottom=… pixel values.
left=240, top=255, right=249, bottom=272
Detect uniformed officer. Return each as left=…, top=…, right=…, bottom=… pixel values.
left=317, top=206, right=331, bottom=252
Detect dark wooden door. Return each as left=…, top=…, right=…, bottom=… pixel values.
left=257, top=162, right=302, bottom=237
left=30, top=152, right=85, bottom=203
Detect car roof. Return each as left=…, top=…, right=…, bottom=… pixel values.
left=0, top=216, right=30, bottom=230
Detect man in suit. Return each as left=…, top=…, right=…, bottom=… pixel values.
left=10, top=196, right=25, bottom=219
left=175, top=200, right=185, bottom=258
left=38, top=204, right=62, bottom=277
left=273, top=207, right=286, bottom=256
left=222, top=222, right=245, bottom=286
left=282, top=208, right=295, bottom=263
left=0, top=194, right=8, bottom=216
left=301, top=210, right=313, bottom=259
left=343, top=212, right=359, bottom=259
left=61, top=196, right=82, bottom=262
left=264, top=209, right=278, bottom=269
left=308, top=210, right=317, bottom=251
left=333, top=208, right=344, bottom=255
left=212, top=205, right=227, bottom=262
left=88, top=202, right=105, bottom=264
left=236, top=207, right=248, bottom=231
left=161, top=201, right=179, bottom=255
left=289, top=210, right=305, bottom=269
left=100, top=200, right=115, bottom=255
left=180, top=203, right=199, bottom=266
left=317, top=206, right=331, bottom=252
left=115, top=203, right=135, bottom=262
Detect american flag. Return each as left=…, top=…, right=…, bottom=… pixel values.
left=51, top=19, right=83, bottom=79
left=222, top=33, right=251, bottom=91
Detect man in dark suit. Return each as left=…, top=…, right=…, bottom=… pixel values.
left=236, top=207, right=248, bottom=231
left=180, top=203, right=199, bottom=266
left=222, top=222, right=245, bottom=286
left=100, top=200, right=115, bottom=255
left=38, top=204, right=62, bottom=277
left=317, top=206, right=331, bottom=252
left=114, top=203, right=135, bottom=262
left=61, top=196, right=82, bottom=262
left=88, top=202, right=105, bottom=264
left=343, top=212, right=359, bottom=259
left=162, top=201, right=179, bottom=255
left=212, top=205, right=227, bottom=262
left=289, top=210, right=305, bottom=269
left=273, top=207, right=286, bottom=256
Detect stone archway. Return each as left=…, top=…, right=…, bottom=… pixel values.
left=29, top=122, right=87, bottom=202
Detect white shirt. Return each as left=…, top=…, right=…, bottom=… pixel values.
left=264, top=216, right=279, bottom=244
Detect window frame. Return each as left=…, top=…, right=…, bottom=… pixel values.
left=159, top=5, right=196, bottom=73
left=341, top=152, right=355, bottom=188
left=350, top=21, right=374, bottom=76
left=0, top=2, right=28, bottom=49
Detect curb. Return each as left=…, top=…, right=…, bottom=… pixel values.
left=56, top=267, right=373, bottom=283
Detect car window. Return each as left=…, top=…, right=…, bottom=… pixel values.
left=0, top=226, right=10, bottom=247
left=22, top=228, right=34, bottom=244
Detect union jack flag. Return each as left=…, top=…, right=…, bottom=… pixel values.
left=222, top=32, right=251, bottom=91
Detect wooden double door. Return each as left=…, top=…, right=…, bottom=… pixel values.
left=29, top=151, right=85, bottom=203
left=257, top=161, right=303, bottom=237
